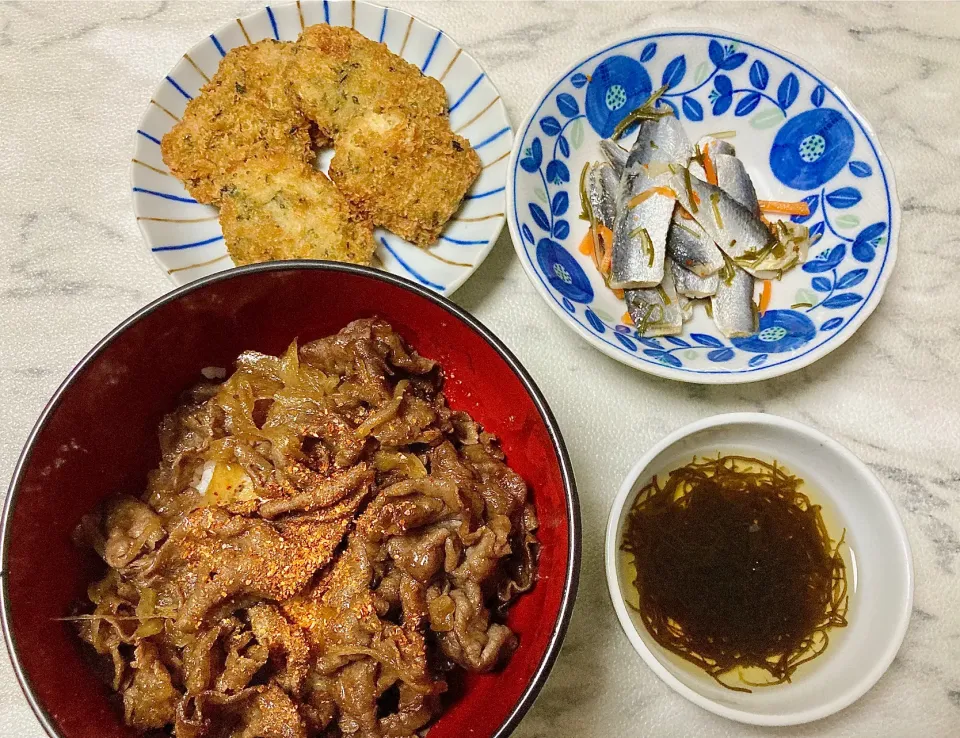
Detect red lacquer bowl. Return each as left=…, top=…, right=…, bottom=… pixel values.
left=1, top=262, right=580, bottom=738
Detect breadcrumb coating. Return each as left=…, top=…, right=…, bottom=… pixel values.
left=219, top=155, right=375, bottom=266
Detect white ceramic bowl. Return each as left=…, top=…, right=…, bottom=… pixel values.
left=604, top=413, right=913, bottom=726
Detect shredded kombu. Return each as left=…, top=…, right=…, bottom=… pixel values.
left=621, top=455, right=848, bottom=691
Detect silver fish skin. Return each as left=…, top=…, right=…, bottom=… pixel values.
left=609, top=117, right=691, bottom=289
left=586, top=162, right=619, bottom=230
left=713, top=153, right=760, bottom=214
left=599, top=139, right=628, bottom=177
left=666, top=210, right=724, bottom=277
left=688, top=154, right=768, bottom=270
left=697, top=135, right=736, bottom=158
left=610, top=168, right=673, bottom=289
left=625, top=260, right=684, bottom=336
left=712, top=264, right=757, bottom=338
left=669, top=169, right=772, bottom=261
left=623, top=115, right=694, bottom=172
left=671, top=258, right=719, bottom=298
left=711, top=154, right=810, bottom=276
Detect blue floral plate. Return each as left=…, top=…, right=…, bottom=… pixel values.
left=506, top=30, right=899, bottom=383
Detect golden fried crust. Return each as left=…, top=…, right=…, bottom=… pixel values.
left=161, top=40, right=314, bottom=204
left=219, top=156, right=376, bottom=266
left=292, top=25, right=449, bottom=138
left=163, top=27, right=479, bottom=256
left=329, top=111, right=482, bottom=246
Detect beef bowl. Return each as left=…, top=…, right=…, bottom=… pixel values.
left=0, top=262, right=580, bottom=738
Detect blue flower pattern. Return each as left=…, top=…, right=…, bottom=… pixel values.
left=516, top=34, right=891, bottom=374
left=770, top=109, right=854, bottom=189
left=731, top=310, right=817, bottom=354
left=536, top=238, right=593, bottom=304
left=585, top=56, right=652, bottom=137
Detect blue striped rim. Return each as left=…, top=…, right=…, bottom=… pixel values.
left=449, top=73, right=485, bottom=114
left=137, top=129, right=161, bottom=145
left=441, top=235, right=488, bottom=246
left=472, top=126, right=511, bottom=150
left=422, top=30, right=442, bottom=72
left=379, top=237, right=445, bottom=291
left=464, top=186, right=505, bottom=200
left=378, top=7, right=387, bottom=42
left=165, top=75, right=192, bottom=100
left=133, top=187, right=199, bottom=204
left=210, top=33, right=226, bottom=56
left=266, top=6, right=279, bottom=39
left=323, top=0, right=330, bottom=23
left=152, top=235, right=224, bottom=252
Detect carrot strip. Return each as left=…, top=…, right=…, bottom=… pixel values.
left=702, top=142, right=718, bottom=185
left=581, top=224, right=616, bottom=279
left=597, top=224, right=614, bottom=247
left=578, top=228, right=595, bottom=256
left=757, top=199, right=811, bottom=216
left=758, top=280, right=772, bottom=315
left=676, top=206, right=695, bottom=221
left=613, top=288, right=625, bottom=299
left=600, top=248, right=612, bottom=277
left=622, top=311, right=634, bottom=325
left=627, top=186, right=677, bottom=210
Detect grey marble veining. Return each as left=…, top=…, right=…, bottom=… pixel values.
left=1, top=2, right=958, bottom=736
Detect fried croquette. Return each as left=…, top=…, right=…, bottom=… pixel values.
left=161, top=40, right=314, bottom=204
left=218, top=156, right=375, bottom=266
left=329, top=111, right=482, bottom=246
left=160, top=24, right=485, bottom=267
left=291, top=24, right=449, bottom=140
left=292, top=26, right=480, bottom=246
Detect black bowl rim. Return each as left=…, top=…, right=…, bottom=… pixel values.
left=0, top=261, right=581, bottom=738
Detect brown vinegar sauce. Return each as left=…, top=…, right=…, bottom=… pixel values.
left=619, top=451, right=853, bottom=691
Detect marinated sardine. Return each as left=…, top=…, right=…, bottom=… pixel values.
left=577, top=108, right=817, bottom=344
left=712, top=153, right=809, bottom=276
left=713, top=153, right=760, bottom=214
left=610, top=180, right=674, bottom=288
left=697, top=135, right=736, bottom=159
left=672, top=258, right=719, bottom=298
left=586, top=162, right=619, bottom=230
left=670, top=169, right=773, bottom=261
left=666, top=210, right=724, bottom=277
left=712, top=263, right=757, bottom=338
left=626, top=260, right=684, bottom=336
left=623, top=115, right=694, bottom=171
left=610, top=118, right=689, bottom=289
left=599, top=139, right=629, bottom=177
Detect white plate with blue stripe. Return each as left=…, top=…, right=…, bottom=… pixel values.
left=132, top=0, right=511, bottom=295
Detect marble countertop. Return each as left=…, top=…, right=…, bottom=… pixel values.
left=1, top=1, right=958, bottom=736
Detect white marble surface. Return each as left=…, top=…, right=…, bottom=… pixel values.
left=1, top=1, right=958, bottom=736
